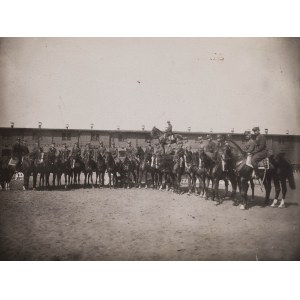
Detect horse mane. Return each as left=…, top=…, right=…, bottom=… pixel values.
left=226, top=139, right=246, bottom=158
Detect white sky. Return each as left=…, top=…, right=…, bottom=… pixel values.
left=1, top=37, right=299, bottom=134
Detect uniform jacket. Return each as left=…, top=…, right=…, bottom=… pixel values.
left=205, top=141, right=217, bottom=153
left=253, top=134, right=267, bottom=154
left=244, top=139, right=256, bottom=153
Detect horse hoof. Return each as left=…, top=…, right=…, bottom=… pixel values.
left=278, top=201, right=285, bottom=208
left=240, top=204, right=245, bottom=210
left=215, top=201, right=220, bottom=206
left=22, top=186, right=26, bottom=191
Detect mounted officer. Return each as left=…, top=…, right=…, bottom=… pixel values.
left=71, top=142, right=81, bottom=168
left=243, top=130, right=255, bottom=153
left=83, top=143, right=92, bottom=158
left=29, top=142, right=40, bottom=161
left=251, top=126, right=268, bottom=177
left=21, top=139, right=30, bottom=157
left=98, top=141, right=106, bottom=157
left=11, top=138, right=22, bottom=168
left=174, top=141, right=185, bottom=168
left=109, top=141, right=119, bottom=162
left=60, top=143, right=70, bottom=159
left=48, top=143, right=57, bottom=163
left=164, top=120, right=174, bottom=142
left=205, top=134, right=217, bottom=161
left=144, top=140, right=154, bottom=156
left=151, top=143, right=163, bottom=167
left=126, top=141, right=135, bottom=159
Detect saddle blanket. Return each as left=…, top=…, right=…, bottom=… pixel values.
left=258, top=158, right=269, bottom=169
left=246, top=156, right=269, bottom=169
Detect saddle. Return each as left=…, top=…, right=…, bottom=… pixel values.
left=245, top=156, right=269, bottom=169
left=258, top=158, right=269, bottom=169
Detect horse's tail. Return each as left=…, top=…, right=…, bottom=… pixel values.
left=288, top=171, right=296, bottom=190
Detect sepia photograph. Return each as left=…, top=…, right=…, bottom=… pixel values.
left=0, top=37, right=300, bottom=261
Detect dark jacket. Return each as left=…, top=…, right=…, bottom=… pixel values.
left=244, top=139, right=256, bottom=153
left=253, top=134, right=267, bottom=154
left=205, top=141, right=217, bottom=153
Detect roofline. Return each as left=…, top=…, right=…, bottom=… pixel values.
left=0, top=127, right=300, bottom=137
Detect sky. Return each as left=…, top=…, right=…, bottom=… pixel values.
left=0, top=37, right=299, bottom=134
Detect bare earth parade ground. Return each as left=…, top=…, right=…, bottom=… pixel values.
left=0, top=174, right=299, bottom=261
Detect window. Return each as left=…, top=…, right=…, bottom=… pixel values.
left=62, top=132, right=71, bottom=141
left=279, top=137, right=285, bottom=145
left=91, top=133, right=99, bottom=141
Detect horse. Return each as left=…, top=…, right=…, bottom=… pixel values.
left=95, top=151, right=106, bottom=188
left=82, top=151, right=97, bottom=187
left=269, top=153, right=296, bottom=208
left=70, top=155, right=84, bottom=186
left=198, top=146, right=238, bottom=205
left=105, top=152, right=117, bottom=188
left=184, top=151, right=205, bottom=196
left=122, top=156, right=138, bottom=189
left=32, top=152, right=46, bottom=189
left=155, top=153, right=183, bottom=193
left=59, top=150, right=73, bottom=189
left=136, top=147, right=154, bottom=188
left=0, top=156, right=15, bottom=190
left=151, top=127, right=183, bottom=150
left=21, top=155, right=34, bottom=190
left=227, top=138, right=280, bottom=210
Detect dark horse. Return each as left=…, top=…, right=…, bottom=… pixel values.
left=95, top=151, right=106, bottom=188
left=156, top=153, right=184, bottom=193
left=151, top=127, right=183, bottom=150
left=269, top=153, right=296, bottom=208
left=198, top=146, right=238, bottom=205
left=227, top=138, right=279, bottom=210
left=122, top=156, right=138, bottom=189
left=136, top=147, right=154, bottom=188
left=0, top=156, right=15, bottom=190
left=82, top=151, right=97, bottom=187
left=105, top=152, right=117, bottom=188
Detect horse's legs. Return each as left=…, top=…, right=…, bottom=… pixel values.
left=278, top=178, right=287, bottom=208
left=270, top=175, right=281, bottom=207
left=249, top=178, right=255, bottom=201
left=264, top=176, right=272, bottom=206
left=240, top=178, right=249, bottom=210
left=224, top=179, right=229, bottom=198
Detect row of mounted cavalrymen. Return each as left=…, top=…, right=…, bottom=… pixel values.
left=10, top=127, right=267, bottom=176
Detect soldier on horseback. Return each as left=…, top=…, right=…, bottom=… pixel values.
left=250, top=126, right=268, bottom=178
left=60, top=143, right=70, bottom=159
left=29, top=142, right=40, bottom=161
left=11, top=138, right=22, bottom=169
left=83, top=143, right=92, bottom=158
left=98, top=141, right=106, bottom=157
left=205, top=134, right=217, bottom=161
left=71, top=142, right=81, bottom=168
left=21, top=139, right=30, bottom=157
left=144, top=140, right=154, bottom=155
left=164, top=120, right=174, bottom=142
left=109, top=141, right=119, bottom=162
left=174, top=141, right=185, bottom=168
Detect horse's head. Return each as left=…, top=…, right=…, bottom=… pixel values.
left=151, top=126, right=162, bottom=138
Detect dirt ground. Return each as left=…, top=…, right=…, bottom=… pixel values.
left=0, top=174, right=300, bottom=261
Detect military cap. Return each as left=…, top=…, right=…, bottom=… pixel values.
left=206, top=134, right=212, bottom=139
left=167, top=120, right=170, bottom=123
left=244, top=130, right=251, bottom=135
left=199, top=146, right=205, bottom=150
left=216, top=134, right=223, bottom=139
left=252, top=126, right=260, bottom=132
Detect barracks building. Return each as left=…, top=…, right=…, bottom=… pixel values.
left=0, top=126, right=300, bottom=169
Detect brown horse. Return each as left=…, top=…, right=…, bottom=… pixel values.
left=95, top=151, right=106, bottom=188
left=136, top=147, right=154, bottom=188
left=269, top=153, right=296, bottom=208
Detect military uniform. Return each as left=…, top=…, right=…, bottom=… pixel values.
left=71, top=145, right=81, bottom=159
left=165, top=145, right=174, bottom=155
left=61, top=146, right=70, bottom=159
left=29, top=144, right=40, bottom=160
left=21, top=142, right=30, bottom=156
left=251, top=129, right=268, bottom=168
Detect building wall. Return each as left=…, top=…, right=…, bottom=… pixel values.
left=1, top=128, right=300, bottom=165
